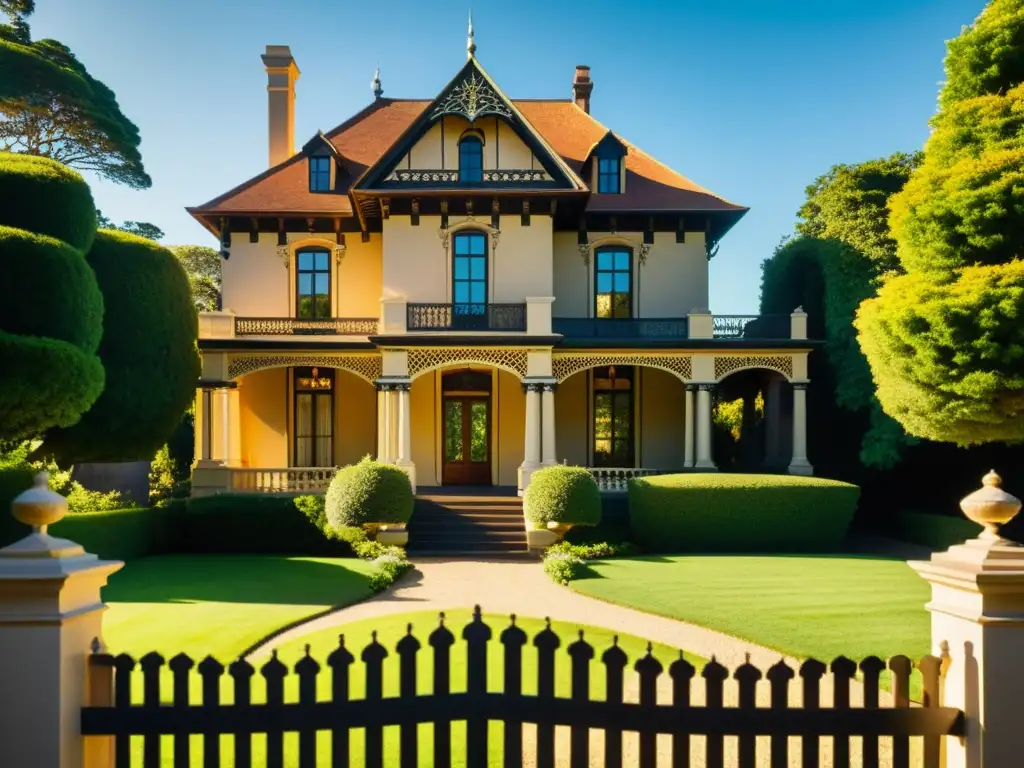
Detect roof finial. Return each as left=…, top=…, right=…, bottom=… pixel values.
left=371, top=63, right=383, bottom=100
left=467, top=10, right=476, bottom=59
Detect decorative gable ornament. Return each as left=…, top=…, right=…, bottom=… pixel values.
left=430, top=72, right=513, bottom=123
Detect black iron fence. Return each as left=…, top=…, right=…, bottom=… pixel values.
left=81, top=609, right=963, bottom=768
left=406, top=303, right=527, bottom=332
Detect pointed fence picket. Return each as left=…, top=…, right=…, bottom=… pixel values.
left=81, top=606, right=964, bottom=768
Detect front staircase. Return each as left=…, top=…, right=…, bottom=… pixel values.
left=407, top=489, right=528, bottom=555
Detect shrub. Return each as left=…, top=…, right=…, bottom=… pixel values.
left=0, top=154, right=98, bottom=252
left=42, top=230, right=200, bottom=463
left=49, top=505, right=182, bottom=560
left=64, top=482, right=131, bottom=514
left=324, top=457, right=414, bottom=529
left=0, top=463, right=36, bottom=546
left=367, top=551, right=413, bottom=591
left=628, top=473, right=859, bottom=553
left=523, top=466, right=602, bottom=527
left=185, top=495, right=359, bottom=556
left=892, top=511, right=983, bottom=552
left=543, top=551, right=589, bottom=585
left=546, top=540, right=637, bottom=560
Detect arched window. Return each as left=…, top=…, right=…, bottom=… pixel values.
left=452, top=231, right=487, bottom=327
left=595, top=247, right=632, bottom=319
left=296, top=247, right=331, bottom=320
left=459, top=135, right=483, bottom=183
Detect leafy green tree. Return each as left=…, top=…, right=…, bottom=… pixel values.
left=0, top=153, right=104, bottom=440
left=41, top=230, right=200, bottom=463
left=170, top=245, right=222, bottom=312
left=858, top=0, right=1024, bottom=445
left=96, top=210, right=164, bottom=241
left=0, top=5, right=151, bottom=188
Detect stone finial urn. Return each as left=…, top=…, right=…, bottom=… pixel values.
left=960, top=470, right=1022, bottom=542
left=12, top=472, right=67, bottom=535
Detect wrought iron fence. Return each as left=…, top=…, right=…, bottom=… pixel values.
left=712, top=315, right=791, bottom=340
left=552, top=318, right=689, bottom=341
left=406, top=303, right=527, bottom=332
left=82, top=609, right=962, bottom=768
left=234, top=317, right=379, bottom=336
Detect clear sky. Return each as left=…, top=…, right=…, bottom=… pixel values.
left=30, top=0, right=982, bottom=313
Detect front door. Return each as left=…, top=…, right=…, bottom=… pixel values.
left=442, top=394, right=491, bottom=485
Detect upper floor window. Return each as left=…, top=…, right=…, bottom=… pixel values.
left=459, top=136, right=483, bottom=183
left=309, top=156, right=331, bottom=192
left=598, top=156, right=621, bottom=193
left=595, top=247, right=631, bottom=319
left=296, top=248, right=330, bottom=320
left=452, top=231, right=487, bottom=321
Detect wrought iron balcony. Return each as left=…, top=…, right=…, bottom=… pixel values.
left=233, top=317, right=379, bottom=336
left=406, top=303, right=527, bottom=332
left=712, top=314, right=791, bottom=340
left=552, top=317, right=689, bottom=341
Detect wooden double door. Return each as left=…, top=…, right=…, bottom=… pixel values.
left=441, top=370, right=492, bottom=485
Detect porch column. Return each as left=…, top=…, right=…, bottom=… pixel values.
left=200, top=388, right=213, bottom=462
left=541, top=382, right=557, bottom=465
left=788, top=382, right=813, bottom=476
left=683, top=384, right=695, bottom=468
left=395, top=382, right=416, bottom=490
left=518, top=382, right=542, bottom=494
left=375, top=384, right=387, bottom=461
left=694, top=383, right=716, bottom=470
left=217, top=388, right=230, bottom=464
left=378, top=384, right=393, bottom=463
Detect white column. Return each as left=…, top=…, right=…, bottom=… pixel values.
left=694, top=384, right=716, bottom=469
left=395, top=383, right=415, bottom=491
left=376, top=385, right=386, bottom=461
left=380, top=386, right=393, bottom=464
left=541, top=382, right=557, bottom=465
left=217, top=388, right=230, bottom=464
left=200, top=388, right=213, bottom=462
left=683, top=385, right=695, bottom=468
left=388, top=389, right=399, bottom=465
left=518, top=383, right=542, bottom=494
left=787, top=382, right=813, bottom=476
left=911, top=472, right=1024, bottom=768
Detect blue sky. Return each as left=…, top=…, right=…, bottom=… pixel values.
left=30, top=0, right=982, bottom=312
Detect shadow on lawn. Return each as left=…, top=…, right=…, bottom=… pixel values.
left=102, top=555, right=374, bottom=606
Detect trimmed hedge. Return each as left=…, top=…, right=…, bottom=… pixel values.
left=185, top=495, right=358, bottom=556
left=629, top=473, right=859, bottom=553
left=0, top=154, right=98, bottom=252
left=42, top=230, right=200, bottom=463
left=0, top=464, right=36, bottom=547
left=49, top=505, right=182, bottom=560
left=891, top=511, right=982, bottom=552
left=325, top=457, right=414, bottom=528
left=524, top=466, right=602, bottom=527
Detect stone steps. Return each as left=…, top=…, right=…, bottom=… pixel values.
left=407, top=492, right=527, bottom=554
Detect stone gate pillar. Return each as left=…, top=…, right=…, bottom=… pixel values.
left=911, top=471, right=1024, bottom=768
left=0, top=473, right=123, bottom=768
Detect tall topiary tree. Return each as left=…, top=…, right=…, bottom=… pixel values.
left=857, top=0, right=1024, bottom=445
left=0, top=153, right=104, bottom=440
left=41, top=230, right=200, bottom=463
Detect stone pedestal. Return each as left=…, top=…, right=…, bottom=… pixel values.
left=0, top=475, right=123, bottom=768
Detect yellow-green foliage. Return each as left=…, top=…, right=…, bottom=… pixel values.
left=325, top=457, right=414, bottom=528
left=524, top=465, right=602, bottom=527
left=629, top=473, right=859, bottom=553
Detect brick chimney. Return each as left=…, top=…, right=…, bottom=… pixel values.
left=261, top=45, right=301, bottom=167
left=573, top=65, right=593, bottom=113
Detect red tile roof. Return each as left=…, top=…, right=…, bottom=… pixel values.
left=190, top=99, right=744, bottom=218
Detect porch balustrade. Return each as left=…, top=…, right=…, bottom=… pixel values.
left=552, top=317, right=689, bottom=340
left=233, top=317, right=379, bottom=336
left=406, top=302, right=527, bottom=332
left=228, top=467, right=336, bottom=493
left=588, top=467, right=664, bottom=493
left=711, top=314, right=791, bottom=339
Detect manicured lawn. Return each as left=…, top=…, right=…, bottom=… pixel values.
left=102, top=555, right=378, bottom=658
left=570, top=555, right=931, bottom=663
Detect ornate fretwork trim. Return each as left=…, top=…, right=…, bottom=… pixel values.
left=384, top=169, right=550, bottom=184
left=430, top=71, right=513, bottom=122
left=229, top=355, right=382, bottom=383
left=714, top=355, right=794, bottom=381
left=407, top=348, right=529, bottom=380
left=552, top=354, right=692, bottom=383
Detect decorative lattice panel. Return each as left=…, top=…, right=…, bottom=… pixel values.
left=228, top=355, right=382, bottom=383
left=406, top=348, right=529, bottom=379
left=552, top=354, right=692, bottom=383
left=714, top=355, right=793, bottom=381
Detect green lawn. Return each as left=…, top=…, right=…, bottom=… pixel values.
left=102, top=555, right=378, bottom=658
left=112, top=609, right=701, bottom=767
left=570, top=554, right=931, bottom=662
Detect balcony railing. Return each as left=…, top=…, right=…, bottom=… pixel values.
left=552, top=318, right=689, bottom=341
left=712, top=314, right=791, bottom=339
left=229, top=467, right=336, bottom=493
left=588, top=467, right=664, bottom=493
left=406, top=303, right=527, bottom=332
left=234, top=317, right=379, bottom=336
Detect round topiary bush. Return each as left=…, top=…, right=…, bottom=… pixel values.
left=41, top=230, right=201, bottom=463
left=0, top=154, right=98, bottom=252
left=524, top=466, right=602, bottom=527
left=325, top=457, right=414, bottom=529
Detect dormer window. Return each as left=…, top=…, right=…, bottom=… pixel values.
left=598, top=157, right=621, bottom=194
left=459, top=135, right=483, bottom=183
left=309, top=156, right=331, bottom=192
